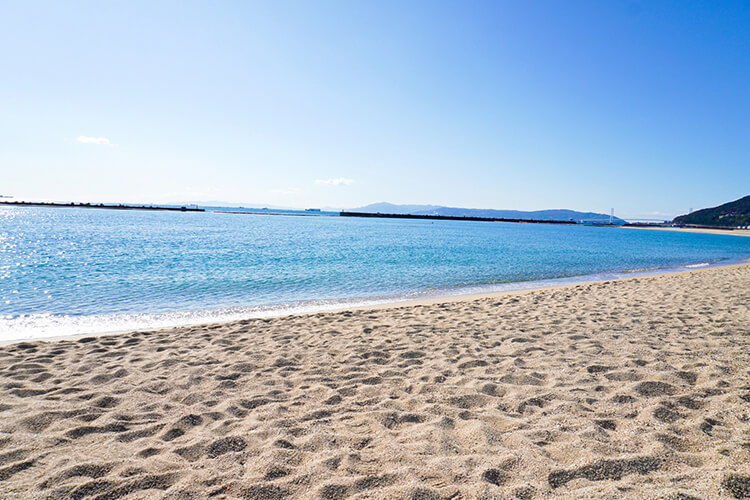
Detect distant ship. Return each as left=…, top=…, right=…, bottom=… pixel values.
left=305, top=208, right=321, bottom=212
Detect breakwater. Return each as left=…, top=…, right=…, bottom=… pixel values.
left=340, top=211, right=576, bottom=224
left=0, top=201, right=204, bottom=212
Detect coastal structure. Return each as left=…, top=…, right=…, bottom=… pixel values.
left=340, top=211, right=576, bottom=224
left=0, top=201, right=205, bottom=212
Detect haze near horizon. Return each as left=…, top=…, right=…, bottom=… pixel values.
left=1, top=1, right=749, bottom=220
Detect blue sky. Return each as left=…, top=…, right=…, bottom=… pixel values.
left=1, top=1, right=748, bottom=219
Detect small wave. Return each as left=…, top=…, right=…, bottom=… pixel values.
left=620, top=266, right=662, bottom=274
left=2, top=257, right=748, bottom=343
left=0, top=297, right=406, bottom=342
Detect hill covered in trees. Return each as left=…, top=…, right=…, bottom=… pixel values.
left=672, top=195, right=750, bottom=227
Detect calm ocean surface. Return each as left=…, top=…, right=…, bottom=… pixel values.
left=2, top=206, right=750, bottom=340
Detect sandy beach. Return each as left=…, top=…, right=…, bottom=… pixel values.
left=1, top=265, right=749, bottom=499
left=622, top=226, right=750, bottom=238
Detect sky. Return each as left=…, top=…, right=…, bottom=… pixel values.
left=1, top=1, right=748, bottom=219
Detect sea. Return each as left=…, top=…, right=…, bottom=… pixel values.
left=2, top=205, right=750, bottom=341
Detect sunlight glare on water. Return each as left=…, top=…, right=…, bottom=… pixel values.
left=2, top=206, right=750, bottom=340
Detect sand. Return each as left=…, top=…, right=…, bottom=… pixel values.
left=621, top=226, right=750, bottom=237
left=1, top=265, right=749, bottom=499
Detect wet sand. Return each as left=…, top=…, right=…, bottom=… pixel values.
left=1, top=265, right=749, bottom=499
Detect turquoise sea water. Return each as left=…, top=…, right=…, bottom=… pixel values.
left=2, top=206, right=750, bottom=340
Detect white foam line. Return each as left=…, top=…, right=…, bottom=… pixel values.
left=1, top=257, right=748, bottom=343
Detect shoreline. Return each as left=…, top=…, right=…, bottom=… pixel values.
left=621, top=225, right=750, bottom=237
left=5, top=259, right=749, bottom=346
left=1, top=262, right=748, bottom=498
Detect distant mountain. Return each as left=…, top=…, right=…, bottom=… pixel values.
left=176, top=201, right=299, bottom=210
left=672, top=195, right=750, bottom=227
left=351, top=202, right=625, bottom=224
left=353, top=202, right=442, bottom=215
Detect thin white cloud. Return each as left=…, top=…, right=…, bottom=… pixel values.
left=270, top=188, right=301, bottom=195
left=314, top=178, right=354, bottom=186
left=77, top=136, right=114, bottom=146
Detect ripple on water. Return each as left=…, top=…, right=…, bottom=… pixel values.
left=2, top=206, right=750, bottom=340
